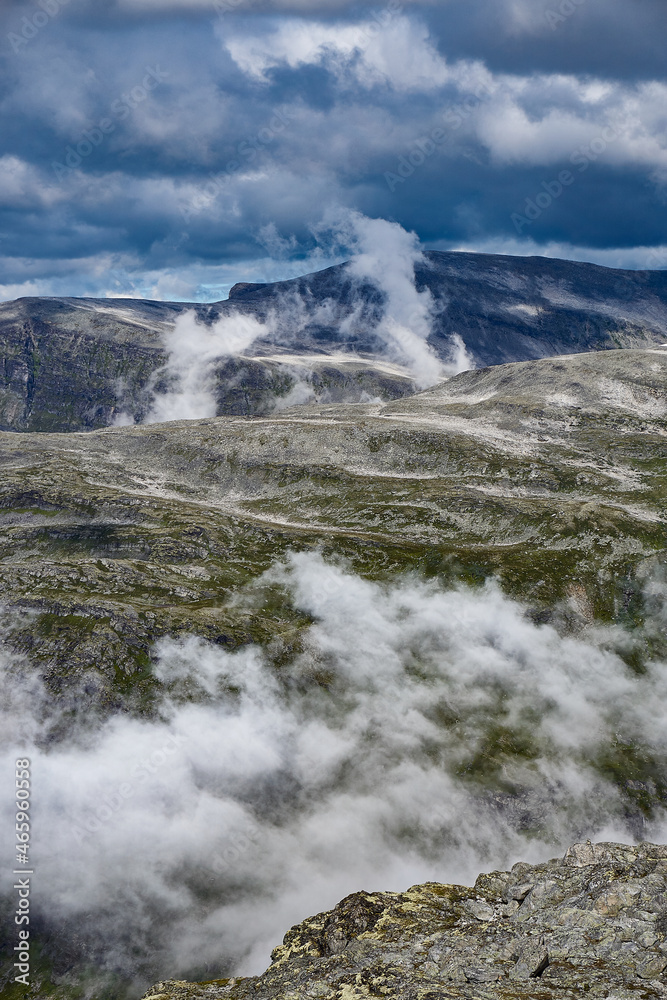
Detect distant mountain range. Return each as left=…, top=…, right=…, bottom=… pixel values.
left=1, top=251, right=667, bottom=432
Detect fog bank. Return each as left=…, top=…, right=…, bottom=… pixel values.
left=1, top=553, right=665, bottom=988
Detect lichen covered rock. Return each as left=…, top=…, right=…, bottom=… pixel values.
left=143, top=841, right=667, bottom=999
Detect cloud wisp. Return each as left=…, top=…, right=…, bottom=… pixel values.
left=142, top=308, right=274, bottom=422
left=132, top=214, right=470, bottom=422
left=339, top=213, right=473, bottom=386
left=220, top=7, right=451, bottom=92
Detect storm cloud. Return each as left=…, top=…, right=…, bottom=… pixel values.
left=0, top=0, right=666, bottom=300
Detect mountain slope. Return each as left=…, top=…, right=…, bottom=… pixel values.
left=1, top=347, right=667, bottom=999
left=2, top=346, right=666, bottom=713
left=228, top=250, right=667, bottom=364
left=2, top=252, right=667, bottom=432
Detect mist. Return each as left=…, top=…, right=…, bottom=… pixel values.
left=1, top=552, right=666, bottom=991
left=343, top=213, right=474, bottom=386
left=138, top=214, right=470, bottom=423
left=144, top=309, right=274, bottom=423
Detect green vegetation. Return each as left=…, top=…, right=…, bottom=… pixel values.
left=1, top=348, right=666, bottom=715
left=1, top=348, right=667, bottom=995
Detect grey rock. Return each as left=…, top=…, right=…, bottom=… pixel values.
left=509, top=938, right=549, bottom=979
left=142, top=841, right=667, bottom=999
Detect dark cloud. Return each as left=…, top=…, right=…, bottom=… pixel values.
left=422, top=0, right=667, bottom=81
left=0, top=0, right=665, bottom=300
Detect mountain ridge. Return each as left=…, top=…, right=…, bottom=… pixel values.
left=2, top=250, right=667, bottom=432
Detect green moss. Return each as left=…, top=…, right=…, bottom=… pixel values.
left=455, top=723, right=541, bottom=791
left=34, top=612, right=99, bottom=638
left=595, top=738, right=667, bottom=819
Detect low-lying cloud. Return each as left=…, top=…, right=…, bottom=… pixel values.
left=1, top=552, right=666, bottom=991
left=145, top=309, right=274, bottom=422
left=136, top=213, right=471, bottom=422
left=341, top=212, right=473, bottom=385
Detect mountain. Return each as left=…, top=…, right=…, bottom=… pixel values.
left=2, top=345, right=665, bottom=724
left=227, top=250, right=667, bottom=362
left=1, top=345, right=666, bottom=997
left=2, top=251, right=667, bottom=432
left=2, top=260, right=667, bottom=1000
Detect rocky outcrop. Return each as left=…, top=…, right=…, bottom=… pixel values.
left=143, top=840, right=667, bottom=999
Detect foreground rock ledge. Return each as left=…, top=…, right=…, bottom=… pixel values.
left=143, top=842, right=667, bottom=1000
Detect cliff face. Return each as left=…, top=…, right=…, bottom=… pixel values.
left=0, top=297, right=169, bottom=431
left=2, top=252, right=667, bottom=432
left=143, top=840, right=667, bottom=1000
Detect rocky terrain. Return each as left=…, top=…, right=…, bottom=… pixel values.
left=2, top=255, right=667, bottom=1000
left=1, top=345, right=665, bottom=716
left=2, top=252, right=667, bottom=431
left=143, top=840, right=667, bottom=1000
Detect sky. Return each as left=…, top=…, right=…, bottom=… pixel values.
left=0, top=0, right=666, bottom=301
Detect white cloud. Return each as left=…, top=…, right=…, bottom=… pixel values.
left=457, top=75, right=667, bottom=175
left=216, top=12, right=667, bottom=177
left=222, top=15, right=451, bottom=91
left=0, top=156, right=65, bottom=210
left=134, top=211, right=471, bottom=419
left=336, top=212, right=472, bottom=385
left=143, top=308, right=273, bottom=422
left=1, top=553, right=666, bottom=986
